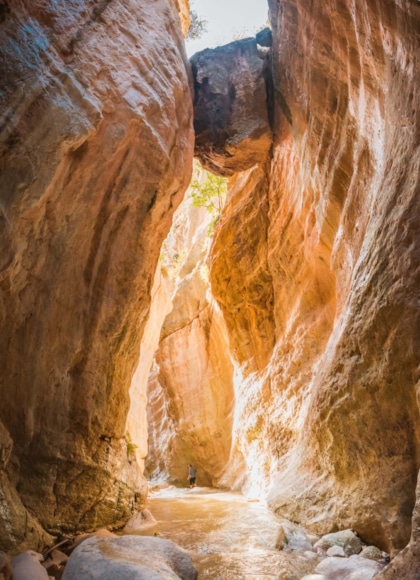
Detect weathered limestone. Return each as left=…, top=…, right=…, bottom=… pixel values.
left=191, top=34, right=273, bottom=176
left=0, top=0, right=193, bottom=549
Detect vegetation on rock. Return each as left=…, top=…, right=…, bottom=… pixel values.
left=187, top=7, right=207, bottom=40
left=190, top=168, right=227, bottom=234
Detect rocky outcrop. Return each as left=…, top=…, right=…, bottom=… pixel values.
left=146, top=177, right=234, bottom=486
left=0, top=0, right=193, bottom=550
left=206, top=0, right=420, bottom=563
left=191, top=33, right=273, bottom=176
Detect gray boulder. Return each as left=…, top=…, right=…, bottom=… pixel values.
left=10, top=551, right=48, bottom=580
left=360, top=545, right=385, bottom=561
left=326, top=545, right=346, bottom=557
left=276, top=520, right=319, bottom=552
left=62, top=535, right=197, bottom=580
left=313, top=529, right=363, bottom=556
left=315, top=554, right=383, bottom=579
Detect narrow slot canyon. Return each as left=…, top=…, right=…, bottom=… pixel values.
left=0, top=0, right=419, bottom=579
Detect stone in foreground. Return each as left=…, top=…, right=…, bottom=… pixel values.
left=315, top=554, right=383, bottom=579
left=62, top=535, right=198, bottom=580
left=191, top=33, right=272, bottom=176
left=10, top=551, right=48, bottom=580
left=313, top=529, right=363, bottom=556
left=276, top=520, right=318, bottom=552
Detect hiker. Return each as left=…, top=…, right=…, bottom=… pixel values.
left=187, top=464, right=197, bottom=488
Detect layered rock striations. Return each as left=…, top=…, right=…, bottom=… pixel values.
left=198, top=0, right=420, bottom=568
left=0, top=0, right=193, bottom=550
left=264, top=0, right=420, bottom=559
left=146, top=177, right=234, bottom=486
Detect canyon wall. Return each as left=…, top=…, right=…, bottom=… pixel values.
left=195, top=0, right=420, bottom=566
left=146, top=177, right=234, bottom=487
left=0, top=0, right=193, bottom=552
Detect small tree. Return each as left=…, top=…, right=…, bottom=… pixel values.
left=190, top=171, right=227, bottom=235
left=187, top=9, right=207, bottom=41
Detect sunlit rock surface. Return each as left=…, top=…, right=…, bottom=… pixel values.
left=208, top=0, right=420, bottom=565
left=126, top=268, right=172, bottom=471
left=146, top=181, right=234, bottom=486
left=0, top=0, right=193, bottom=549
left=191, top=33, right=273, bottom=176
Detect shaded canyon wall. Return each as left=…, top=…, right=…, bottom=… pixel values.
left=0, top=0, right=193, bottom=552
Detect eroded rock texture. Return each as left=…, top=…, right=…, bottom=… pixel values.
left=207, top=0, right=420, bottom=567
left=0, top=0, right=193, bottom=550
left=146, top=180, right=234, bottom=486
left=191, top=34, right=273, bottom=176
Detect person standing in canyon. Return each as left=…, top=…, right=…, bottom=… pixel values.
left=187, top=464, right=197, bottom=488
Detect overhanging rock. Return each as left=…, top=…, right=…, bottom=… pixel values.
left=190, top=30, right=273, bottom=176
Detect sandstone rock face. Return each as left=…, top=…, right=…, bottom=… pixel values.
left=62, top=535, right=198, bottom=580
left=376, top=476, right=420, bottom=579
left=126, top=268, right=172, bottom=471
left=146, top=177, right=234, bottom=486
left=0, top=0, right=193, bottom=549
left=210, top=164, right=275, bottom=375
left=208, top=0, right=420, bottom=561
left=191, top=34, right=273, bottom=176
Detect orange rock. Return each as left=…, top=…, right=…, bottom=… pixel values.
left=146, top=186, right=234, bottom=486
left=0, top=0, right=193, bottom=545
left=205, top=0, right=420, bottom=562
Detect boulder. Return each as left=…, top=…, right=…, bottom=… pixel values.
left=276, top=520, right=319, bottom=552
left=62, top=535, right=197, bottom=579
left=10, top=551, right=48, bottom=580
left=326, top=545, right=346, bottom=557
left=313, top=530, right=363, bottom=556
left=315, top=554, right=383, bottom=579
left=123, top=509, right=158, bottom=533
left=191, top=34, right=272, bottom=176
left=43, top=547, right=69, bottom=578
left=72, top=528, right=117, bottom=549
left=360, top=545, right=385, bottom=561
